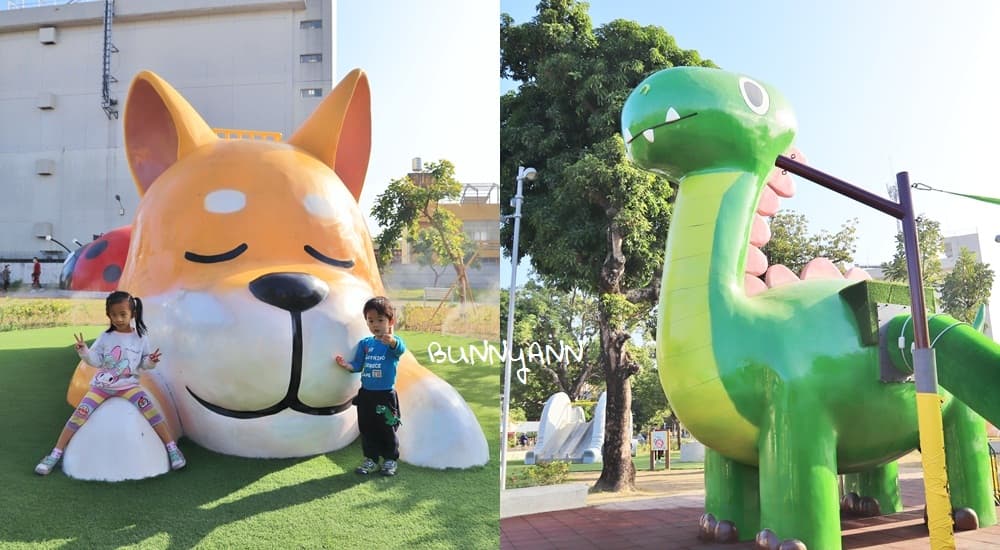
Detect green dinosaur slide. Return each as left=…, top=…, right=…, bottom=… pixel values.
left=621, top=66, right=1000, bottom=549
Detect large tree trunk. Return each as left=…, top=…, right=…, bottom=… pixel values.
left=592, top=307, right=637, bottom=492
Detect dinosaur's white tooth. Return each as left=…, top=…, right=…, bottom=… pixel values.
left=665, top=107, right=680, bottom=123
left=642, top=129, right=655, bottom=143
left=623, top=128, right=633, bottom=143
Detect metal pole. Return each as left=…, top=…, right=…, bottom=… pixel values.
left=500, top=166, right=528, bottom=491
left=898, top=172, right=954, bottom=549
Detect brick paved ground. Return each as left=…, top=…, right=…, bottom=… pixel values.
left=501, top=468, right=1000, bottom=549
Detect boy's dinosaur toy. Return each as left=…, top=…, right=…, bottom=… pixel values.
left=62, top=69, right=488, bottom=480
left=375, top=405, right=401, bottom=427
left=622, top=66, right=1000, bottom=549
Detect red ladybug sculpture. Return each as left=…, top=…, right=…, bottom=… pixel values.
left=59, top=225, right=132, bottom=291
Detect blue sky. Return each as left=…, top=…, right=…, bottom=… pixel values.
left=501, top=0, right=1000, bottom=287
left=337, top=1, right=499, bottom=233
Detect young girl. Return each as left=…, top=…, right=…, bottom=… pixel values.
left=35, top=290, right=186, bottom=475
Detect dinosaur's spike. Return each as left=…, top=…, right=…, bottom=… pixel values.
left=744, top=274, right=768, bottom=297
left=745, top=245, right=768, bottom=276
left=844, top=267, right=873, bottom=281
left=756, top=186, right=781, bottom=216
left=750, top=214, right=771, bottom=247
left=765, top=264, right=799, bottom=288
left=800, top=258, right=844, bottom=280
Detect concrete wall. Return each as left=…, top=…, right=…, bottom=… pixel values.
left=0, top=0, right=334, bottom=260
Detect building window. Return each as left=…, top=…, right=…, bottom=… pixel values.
left=300, top=53, right=322, bottom=63
left=300, top=19, right=322, bottom=29
left=301, top=88, right=323, bottom=98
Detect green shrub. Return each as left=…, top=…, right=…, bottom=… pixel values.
left=397, top=303, right=498, bottom=339
left=529, top=460, right=570, bottom=485
left=0, top=299, right=106, bottom=332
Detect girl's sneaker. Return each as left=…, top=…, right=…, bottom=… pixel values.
left=356, top=458, right=379, bottom=475
left=35, top=453, right=61, bottom=476
left=380, top=459, right=398, bottom=477
left=167, top=446, right=186, bottom=470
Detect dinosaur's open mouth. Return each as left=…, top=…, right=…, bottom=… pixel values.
left=743, top=149, right=872, bottom=297
left=624, top=109, right=698, bottom=145
left=187, top=309, right=353, bottom=418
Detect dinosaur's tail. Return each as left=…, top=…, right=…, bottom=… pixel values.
left=886, top=312, right=1000, bottom=427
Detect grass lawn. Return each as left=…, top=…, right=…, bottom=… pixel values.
left=0, top=327, right=500, bottom=549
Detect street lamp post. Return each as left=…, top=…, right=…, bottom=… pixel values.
left=43, top=234, right=72, bottom=254
left=500, top=166, right=536, bottom=492
left=115, top=194, right=126, bottom=217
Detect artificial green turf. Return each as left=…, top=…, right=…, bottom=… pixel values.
left=0, top=327, right=500, bottom=549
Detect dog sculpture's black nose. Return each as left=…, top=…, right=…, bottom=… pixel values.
left=249, top=273, right=329, bottom=312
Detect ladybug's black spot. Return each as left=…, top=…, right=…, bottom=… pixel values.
left=103, top=264, right=122, bottom=283
left=85, top=240, right=109, bottom=260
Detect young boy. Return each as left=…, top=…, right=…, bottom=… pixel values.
left=336, top=296, right=405, bottom=476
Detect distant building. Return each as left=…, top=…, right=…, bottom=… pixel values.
left=0, top=0, right=336, bottom=263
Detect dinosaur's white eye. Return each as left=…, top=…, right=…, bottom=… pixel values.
left=739, top=77, right=769, bottom=115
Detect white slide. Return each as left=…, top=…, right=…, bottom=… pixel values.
left=524, top=392, right=606, bottom=464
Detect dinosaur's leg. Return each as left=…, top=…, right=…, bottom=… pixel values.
left=942, top=399, right=996, bottom=530
left=758, top=393, right=840, bottom=550
left=701, top=448, right=759, bottom=542
left=841, top=462, right=901, bottom=516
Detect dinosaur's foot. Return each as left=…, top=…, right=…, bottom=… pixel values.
left=839, top=491, right=881, bottom=517
left=697, top=513, right=739, bottom=543
left=922, top=507, right=980, bottom=531
left=754, top=530, right=807, bottom=550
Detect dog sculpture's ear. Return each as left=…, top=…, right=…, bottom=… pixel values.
left=287, top=68, right=371, bottom=202
left=124, top=71, right=218, bottom=196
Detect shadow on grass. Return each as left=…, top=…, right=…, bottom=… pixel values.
left=0, top=327, right=500, bottom=548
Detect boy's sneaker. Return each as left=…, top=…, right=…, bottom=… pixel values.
left=355, top=458, right=379, bottom=475
left=35, top=453, right=60, bottom=476
left=167, top=446, right=186, bottom=470
left=380, top=459, right=398, bottom=477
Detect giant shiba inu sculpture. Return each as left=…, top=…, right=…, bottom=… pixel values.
left=63, top=69, right=489, bottom=480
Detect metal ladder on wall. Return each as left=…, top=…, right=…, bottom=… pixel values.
left=101, top=0, right=118, bottom=119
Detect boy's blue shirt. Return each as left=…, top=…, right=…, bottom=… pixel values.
left=349, top=335, right=406, bottom=391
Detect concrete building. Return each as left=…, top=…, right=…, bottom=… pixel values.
left=0, top=0, right=335, bottom=280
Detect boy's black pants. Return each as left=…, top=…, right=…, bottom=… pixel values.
left=354, top=388, right=400, bottom=461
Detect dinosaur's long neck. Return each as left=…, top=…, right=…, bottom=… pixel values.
left=659, top=170, right=756, bottom=344
left=657, top=169, right=759, bottom=460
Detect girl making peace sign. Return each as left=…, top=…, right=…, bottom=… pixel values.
left=35, top=291, right=185, bottom=476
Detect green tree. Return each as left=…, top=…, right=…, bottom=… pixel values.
left=940, top=247, right=995, bottom=324
left=501, top=0, right=714, bottom=492
left=411, top=232, right=480, bottom=289
left=501, top=281, right=604, bottom=420
left=372, top=159, right=474, bottom=302
left=761, top=211, right=858, bottom=275
left=881, top=216, right=945, bottom=288
left=629, top=344, right=669, bottom=434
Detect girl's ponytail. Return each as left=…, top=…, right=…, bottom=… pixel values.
left=132, top=296, right=147, bottom=337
